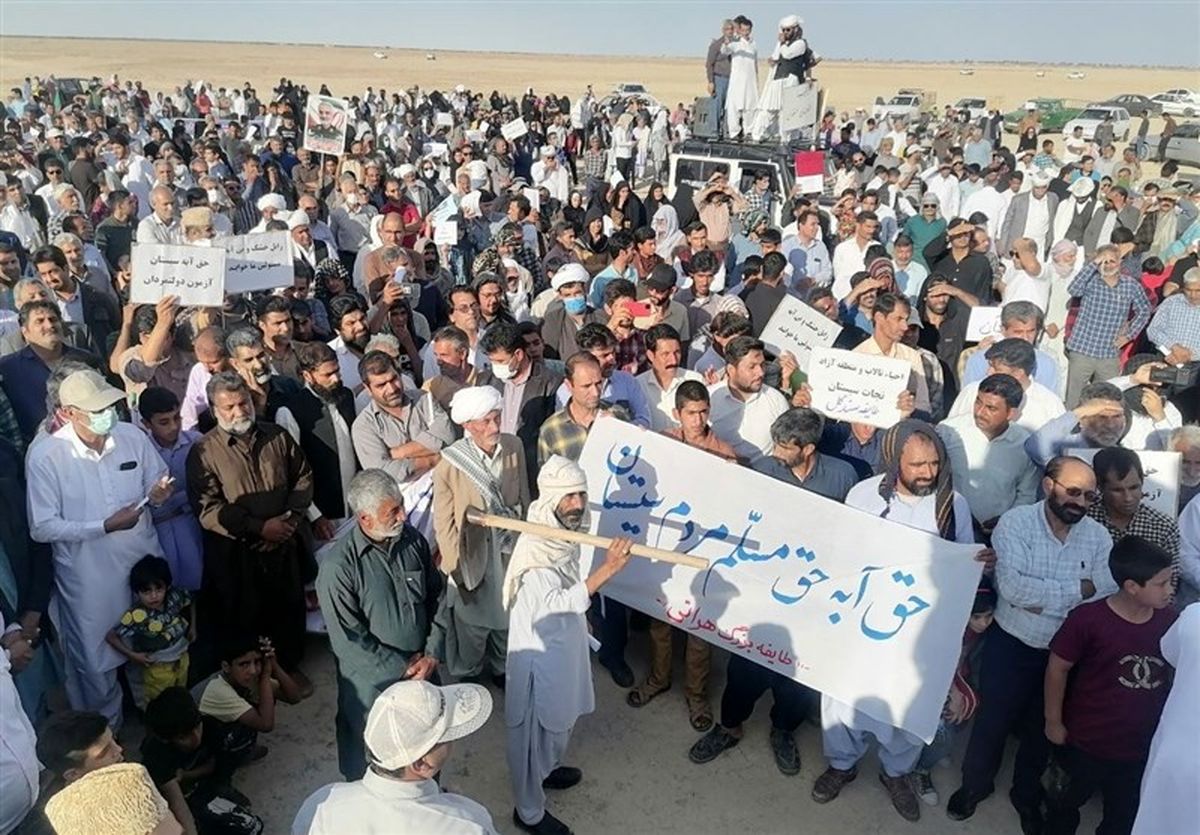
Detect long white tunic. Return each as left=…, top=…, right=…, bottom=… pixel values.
left=0, top=615, right=39, bottom=834
left=722, top=37, right=759, bottom=129
left=293, top=772, right=498, bottom=835
left=26, top=423, right=166, bottom=677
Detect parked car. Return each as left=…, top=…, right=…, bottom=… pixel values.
left=1097, top=94, right=1161, bottom=116
left=1151, top=90, right=1200, bottom=118
left=1063, top=106, right=1132, bottom=141
left=873, top=88, right=937, bottom=123
left=1162, top=122, right=1200, bottom=168
left=668, top=140, right=809, bottom=228
left=1003, top=98, right=1084, bottom=134
left=952, top=97, right=988, bottom=121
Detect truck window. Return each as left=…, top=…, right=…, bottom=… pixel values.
left=737, top=163, right=780, bottom=197
left=674, top=158, right=730, bottom=191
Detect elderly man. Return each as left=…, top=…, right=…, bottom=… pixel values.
left=504, top=455, right=633, bottom=835
left=530, top=146, right=570, bottom=203
left=137, top=185, right=179, bottom=245
left=53, top=232, right=114, bottom=303
left=422, top=325, right=482, bottom=411
left=961, top=301, right=1060, bottom=393
left=1026, top=380, right=1130, bottom=468
left=999, top=171, right=1058, bottom=257
left=223, top=325, right=299, bottom=422
left=26, top=369, right=172, bottom=727
left=949, top=457, right=1116, bottom=829
left=289, top=211, right=329, bottom=274
left=186, top=371, right=315, bottom=675
left=1172, top=426, right=1200, bottom=513
left=432, top=386, right=530, bottom=684
left=1147, top=266, right=1200, bottom=366
left=315, top=469, right=444, bottom=781
left=949, top=338, right=1066, bottom=433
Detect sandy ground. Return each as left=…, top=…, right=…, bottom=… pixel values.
left=194, top=633, right=1101, bottom=835
left=0, top=36, right=1195, bottom=116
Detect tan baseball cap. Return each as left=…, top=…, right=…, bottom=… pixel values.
left=58, top=370, right=124, bottom=412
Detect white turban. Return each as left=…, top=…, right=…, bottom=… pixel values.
left=286, top=210, right=310, bottom=230
left=396, top=163, right=416, bottom=178
left=257, top=193, right=286, bottom=212
left=551, top=262, right=590, bottom=291
left=450, top=386, right=503, bottom=425
left=780, top=14, right=802, bottom=28
left=1030, top=171, right=1052, bottom=188
left=537, top=454, right=587, bottom=495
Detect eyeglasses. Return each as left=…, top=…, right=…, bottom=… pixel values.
left=1051, top=478, right=1100, bottom=503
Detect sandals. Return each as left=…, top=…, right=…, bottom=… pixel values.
left=689, top=708, right=714, bottom=732
left=625, top=682, right=670, bottom=708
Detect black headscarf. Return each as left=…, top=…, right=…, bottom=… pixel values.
left=877, top=419, right=957, bottom=542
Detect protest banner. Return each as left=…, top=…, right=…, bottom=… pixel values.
left=221, top=232, right=295, bottom=293
left=806, top=347, right=911, bottom=429
left=758, top=294, right=842, bottom=371
left=130, top=242, right=225, bottom=307
left=501, top=117, right=528, bottom=141
left=1068, top=448, right=1181, bottom=516
left=966, top=306, right=1003, bottom=342
left=579, top=419, right=983, bottom=742
left=434, top=220, right=458, bottom=246
left=302, top=94, right=349, bottom=155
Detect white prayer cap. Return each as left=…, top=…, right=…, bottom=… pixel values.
left=539, top=145, right=555, bottom=159
left=396, top=163, right=416, bottom=178
left=500, top=257, right=520, bottom=270
left=363, top=680, right=492, bottom=771
left=450, top=386, right=503, bottom=425
left=1068, top=177, right=1095, bottom=198
left=1030, top=170, right=1052, bottom=188
left=45, top=127, right=64, bottom=139
left=780, top=14, right=802, bottom=28
left=257, top=193, right=286, bottom=212
left=287, top=210, right=311, bottom=230
left=537, top=454, right=588, bottom=494
left=45, top=764, right=171, bottom=835
left=551, top=262, right=590, bottom=291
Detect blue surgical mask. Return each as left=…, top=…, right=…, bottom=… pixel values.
left=563, top=296, right=587, bottom=315
left=87, top=406, right=118, bottom=435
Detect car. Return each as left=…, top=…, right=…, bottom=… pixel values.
left=1151, top=90, right=1200, bottom=118
left=1063, top=106, right=1132, bottom=142
left=613, top=82, right=650, bottom=96
left=1098, top=94, right=1160, bottom=116
left=1003, top=98, right=1084, bottom=134
left=952, top=97, right=988, bottom=121
left=1162, top=121, right=1200, bottom=168
left=873, top=88, right=937, bottom=123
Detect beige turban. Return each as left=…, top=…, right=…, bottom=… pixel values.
left=450, top=386, right=503, bottom=425
left=180, top=206, right=213, bottom=228
left=257, top=193, right=286, bottom=212
left=45, top=763, right=173, bottom=835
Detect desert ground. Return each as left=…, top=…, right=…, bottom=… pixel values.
left=1, top=36, right=1196, bottom=117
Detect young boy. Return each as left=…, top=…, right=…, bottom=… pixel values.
left=32, top=710, right=125, bottom=821
left=106, top=555, right=195, bottom=707
left=911, top=580, right=995, bottom=806
left=193, top=635, right=311, bottom=764
left=1043, top=535, right=1178, bottom=835
left=142, top=686, right=262, bottom=835
left=138, top=386, right=204, bottom=592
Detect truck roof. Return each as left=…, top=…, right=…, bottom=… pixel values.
left=677, top=138, right=797, bottom=165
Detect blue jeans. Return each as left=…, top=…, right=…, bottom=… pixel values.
left=713, top=74, right=730, bottom=137
left=916, top=718, right=962, bottom=771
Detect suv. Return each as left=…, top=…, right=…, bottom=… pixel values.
left=873, top=88, right=937, bottom=124
left=952, top=97, right=989, bottom=121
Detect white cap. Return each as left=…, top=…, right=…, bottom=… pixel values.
left=539, top=145, right=556, bottom=159
left=551, top=262, right=590, bottom=291
left=45, top=127, right=64, bottom=139
left=780, top=14, right=802, bottom=29
left=1068, top=177, right=1095, bottom=198
left=1030, top=170, right=1052, bottom=188
left=287, top=210, right=311, bottom=230
left=396, top=163, right=416, bottom=178
left=257, top=193, right=286, bottom=212
left=903, top=144, right=925, bottom=158
left=363, top=680, right=492, bottom=771
left=59, top=370, right=125, bottom=412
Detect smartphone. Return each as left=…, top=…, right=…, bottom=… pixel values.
left=624, top=300, right=653, bottom=317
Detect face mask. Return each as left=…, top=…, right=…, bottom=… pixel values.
left=564, top=296, right=587, bottom=315
left=422, top=167, right=435, bottom=177
left=492, top=360, right=517, bottom=381
left=87, top=406, right=118, bottom=435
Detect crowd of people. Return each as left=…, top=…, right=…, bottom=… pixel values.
left=1, top=20, right=1200, bottom=835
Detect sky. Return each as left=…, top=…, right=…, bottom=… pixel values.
left=3, top=1, right=1200, bottom=68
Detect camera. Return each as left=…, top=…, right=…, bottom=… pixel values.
left=1149, top=362, right=1200, bottom=390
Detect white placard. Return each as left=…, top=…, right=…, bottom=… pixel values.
left=1067, top=448, right=1182, bottom=517
left=522, top=187, right=541, bottom=213
left=758, top=294, right=843, bottom=371
left=807, top=347, right=911, bottom=429
left=434, top=220, right=458, bottom=246
left=501, top=117, right=528, bottom=141
left=966, top=306, right=1003, bottom=342
left=130, top=243, right=226, bottom=307
left=465, top=129, right=485, bottom=145
left=220, top=232, right=295, bottom=293
left=579, top=419, right=983, bottom=743
left=435, top=112, right=454, bottom=128
left=429, top=196, right=458, bottom=227
left=302, top=94, right=349, bottom=155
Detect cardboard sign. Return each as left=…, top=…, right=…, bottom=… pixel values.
left=130, top=243, right=225, bottom=307
left=435, top=112, right=454, bottom=128
left=434, top=220, right=458, bottom=246
left=758, top=294, right=843, bottom=371
left=966, top=306, right=1003, bottom=342
left=1068, top=448, right=1182, bottom=517
left=807, top=347, right=911, bottom=429
left=221, top=232, right=295, bottom=293
left=522, top=187, right=541, bottom=213
left=501, top=117, right=528, bottom=141
left=302, top=95, right=349, bottom=155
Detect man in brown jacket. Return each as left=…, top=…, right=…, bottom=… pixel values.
left=431, top=386, right=530, bottom=684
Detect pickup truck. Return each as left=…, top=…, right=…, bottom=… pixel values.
left=1003, top=98, right=1084, bottom=134
left=952, top=97, right=988, bottom=121
left=873, top=89, right=937, bottom=124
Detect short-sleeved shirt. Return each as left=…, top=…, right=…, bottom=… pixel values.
left=114, top=587, right=192, bottom=654
left=141, top=715, right=223, bottom=799
left=195, top=673, right=272, bottom=723
left=1050, top=598, right=1178, bottom=761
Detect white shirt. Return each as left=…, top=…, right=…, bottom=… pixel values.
left=329, top=335, right=366, bottom=393
left=1024, top=195, right=1051, bottom=251
left=292, top=771, right=497, bottom=835
left=276, top=387, right=359, bottom=521
left=845, top=474, right=975, bottom=543
left=0, top=615, right=38, bottom=834
left=962, top=186, right=1008, bottom=241
left=1002, top=263, right=1052, bottom=313
left=936, top=414, right=1040, bottom=524
left=1178, top=496, right=1200, bottom=602
left=637, top=368, right=703, bottom=431
left=530, top=162, right=570, bottom=203
left=707, top=381, right=789, bottom=464
left=831, top=238, right=872, bottom=300
left=949, top=379, right=1065, bottom=433
left=137, top=212, right=179, bottom=245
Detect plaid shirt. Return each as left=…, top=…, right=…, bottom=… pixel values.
left=1147, top=292, right=1200, bottom=355
left=615, top=330, right=647, bottom=375
left=1065, top=265, right=1152, bottom=359
left=1087, top=501, right=1182, bottom=587
left=537, top=407, right=591, bottom=467
left=741, top=189, right=774, bottom=222
left=992, top=501, right=1118, bottom=648
left=581, top=149, right=607, bottom=180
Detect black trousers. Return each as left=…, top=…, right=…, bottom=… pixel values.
left=1044, top=745, right=1144, bottom=835
left=719, top=653, right=814, bottom=732
left=960, top=624, right=1050, bottom=811
left=615, top=157, right=634, bottom=184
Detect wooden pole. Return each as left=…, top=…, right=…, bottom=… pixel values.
left=465, top=507, right=709, bottom=570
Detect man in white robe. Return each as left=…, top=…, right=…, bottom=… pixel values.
left=503, top=456, right=633, bottom=835
left=751, top=15, right=809, bottom=143
left=721, top=16, right=758, bottom=140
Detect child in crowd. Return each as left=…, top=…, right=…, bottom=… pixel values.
left=1043, top=535, right=1178, bottom=835
left=106, top=555, right=195, bottom=707
left=911, top=579, right=995, bottom=806
left=139, top=386, right=204, bottom=592
left=142, top=687, right=263, bottom=835
left=193, top=635, right=312, bottom=765
left=32, top=709, right=125, bottom=822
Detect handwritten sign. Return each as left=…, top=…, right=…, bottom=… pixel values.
left=966, top=306, right=1003, bottom=342
left=220, top=232, right=295, bottom=293
left=807, top=347, right=910, bottom=429
left=579, top=420, right=982, bottom=742
left=758, top=294, right=842, bottom=371
left=1067, top=448, right=1182, bottom=517
left=435, top=112, right=454, bottom=128
left=130, top=243, right=225, bottom=307
left=501, top=117, right=528, bottom=142
left=434, top=220, right=458, bottom=246
left=429, top=196, right=458, bottom=227
left=302, top=94, right=349, bottom=156
left=523, top=187, right=541, bottom=213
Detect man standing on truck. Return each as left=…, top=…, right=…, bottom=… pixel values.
left=705, top=20, right=734, bottom=139
left=750, top=15, right=810, bottom=144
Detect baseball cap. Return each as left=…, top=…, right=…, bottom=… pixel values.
left=645, top=263, right=678, bottom=292
left=59, top=370, right=125, bottom=412
left=364, top=680, right=492, bottom=770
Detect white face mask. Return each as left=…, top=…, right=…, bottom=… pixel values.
left=491, top=359, right=517, bottom=381
left=344, top=192, right=360, bottom=207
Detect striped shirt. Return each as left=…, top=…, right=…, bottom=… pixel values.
left=1065, top=264, right=1152, bottom=359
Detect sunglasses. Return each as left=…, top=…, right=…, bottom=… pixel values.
left=1051, top=478, right=1100, bottom=503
